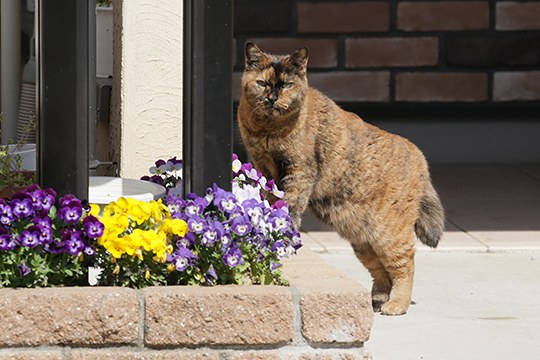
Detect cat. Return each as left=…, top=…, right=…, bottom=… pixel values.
left=237, top=42, right=445, bottom=316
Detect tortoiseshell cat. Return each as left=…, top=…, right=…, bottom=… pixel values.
left=238, top=43, right=445, bottom=316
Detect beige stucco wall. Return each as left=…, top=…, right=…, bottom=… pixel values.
left=110, top=0, right=183, bottom=179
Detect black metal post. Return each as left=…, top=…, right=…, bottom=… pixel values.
left=37, top=0, right=92, bottom=199
left=183, top=0, right=233, bottom=196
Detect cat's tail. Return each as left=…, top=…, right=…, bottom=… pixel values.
left=415, top=180, right=445, bottom=248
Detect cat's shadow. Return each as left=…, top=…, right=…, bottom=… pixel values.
left=300, top=209, right=333, bottom=232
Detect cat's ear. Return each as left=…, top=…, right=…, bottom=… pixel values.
left=245, top=42, right=266, bottom=70
left=286, top=47, right=309, bottom=74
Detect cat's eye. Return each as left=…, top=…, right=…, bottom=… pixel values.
left=256, top=80, right=267, bottom=87
left=282, top=82, right=293, bottom=89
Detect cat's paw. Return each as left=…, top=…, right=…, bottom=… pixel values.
left=371, top=293, right=390, bottom=313
left=380, top=300, right=409, bottom=316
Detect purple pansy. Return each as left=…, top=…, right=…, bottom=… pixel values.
left=213, top=188, right=238, bottom=214
left=231, top=215, right=252, bottom=236
left=11, top=198, right=33, bottom=219
left=17, top=263, right=31, bottom=277
left=0, top=203, right=14, bottom=226
left=185, top=197, right=208, bottom=216
left=83, top=215, right=105, bottom=239
left=271, top=241, right=287, bottom=258
left=177, top=231, right=196, bottom=248
left=58, top=204, right=83, bottom=224
left=171, top=246, right=198, bottom=272
left=19, top=227, right=41, bottom=248
left=201, top=220, right=225, bottom=247
left=205, top=265, right=218, bottom=286
left=187, top=216, right=206, bottom=234
left=0, top=234, right=14, bottom=251
left=59, top=194, right=82, bottom=209
left=223, top=246, right=244, bottom=268
left=64, top=230, right=85, bottom=255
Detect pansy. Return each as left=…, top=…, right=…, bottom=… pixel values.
left=266, top=179, right=285, bottom=198
left=185, top=197, right=208, bottom=216
left=233, top=182, right=261, bottom=204
left=0, top=203, right=14, bottom=225
left=231, top=215, right=253, bottom=236
left=11, top=198, right=33, bottom=219
left=187, top=216, right=206, bottom=234
left=17, top=263, right=31, bottom=277
left=201, top=220, right=224, bottom=247
left=149, top=159, right=167, bottom=174
left=171, top=246, right=198, bottom=272
left=271, top=241, right=287, bottom=258
left=59, top=194, right=82, bottom=209
left=58, top=204, right=83, bottom=224
left=205, top=265, right=218, bottom=286
left=38, top=225, right=53, bottom=244
left=268, top=208, right=291, bottom=232
left=166, top=157, right=183, bottom=172
left=213, top=187, right=238, bottom=214
left=83, top=215, right=105, bottom=239
left=19, top=227, right=41, bottom=248
left=0, top=234, right=14, bottom=251
left=232, top=154, right=242, bottom=174
left=223, top=246, right=244, bottom=268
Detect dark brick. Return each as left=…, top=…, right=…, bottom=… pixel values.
left=297, top=2, right=390, bottom=33
left=234, top=0, right=293, bottom=34
left=398, top=1, right=489, bottom=31
left=446, top=34, right=540, bottom=67
left=497, top=2, right=540, bottom=30
left=396, top=72, right=488, bottom=102
left=346, top=37, right=438, bottom=67
left=308, top=71, right=390, bottom=102
left=494, top=71, right=540, bottom=101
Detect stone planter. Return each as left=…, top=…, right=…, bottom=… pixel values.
left=0, top=246, right=373, bottom=359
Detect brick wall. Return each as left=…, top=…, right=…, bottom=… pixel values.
left=233, top=0, right=540, bottom=110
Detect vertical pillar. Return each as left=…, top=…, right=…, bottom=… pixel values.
left=183, top=0, right=233, bottom=195
left=37, top=0, right=92, bottom=199
left=0, top=1, right=21, bottom=143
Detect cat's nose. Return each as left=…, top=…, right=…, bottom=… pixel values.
left=266, top=95, right=277, bottom=106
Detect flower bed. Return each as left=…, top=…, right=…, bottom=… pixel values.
left=0, top=155, right=301, bottom=288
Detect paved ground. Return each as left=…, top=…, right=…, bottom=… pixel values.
left=300, top=165, right=540, bottom=360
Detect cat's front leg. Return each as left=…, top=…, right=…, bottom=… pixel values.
left=280, top=163, right=315, bottom=228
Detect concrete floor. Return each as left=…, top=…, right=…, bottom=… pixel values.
left=300, top=165, right=540, bottom=360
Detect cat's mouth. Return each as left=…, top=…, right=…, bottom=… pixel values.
left=265, top=102, right=288, bottom=115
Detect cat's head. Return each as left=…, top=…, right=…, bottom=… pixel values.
left=241, top=42, right=309, bottom=118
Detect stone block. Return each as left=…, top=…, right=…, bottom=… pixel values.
left=71, top=349, right=218, bottom=360
left=0, top=352, right=63, bottom=360
left=0, top=287, right=138, bottom=347
left=293, top=278, right=373, bottom=345
left=144, top=285, right=294, bottom=346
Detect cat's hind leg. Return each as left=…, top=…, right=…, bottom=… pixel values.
left=351, top=242, right=392, bottom=313
left=376, top=230, right=416, bottom=316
